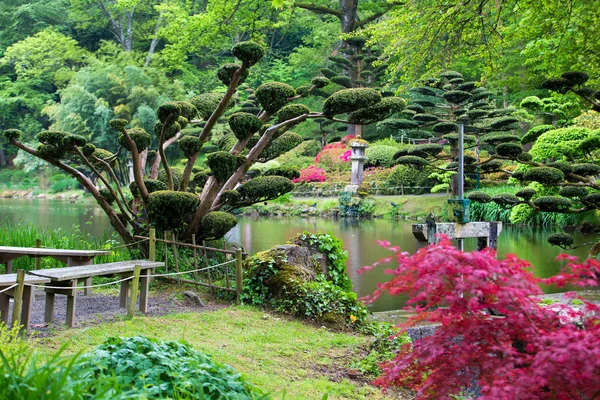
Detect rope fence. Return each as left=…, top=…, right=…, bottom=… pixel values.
left=0, top=284, right=17, bottom=294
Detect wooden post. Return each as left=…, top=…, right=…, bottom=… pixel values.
left=149, top=228, right=156, bottom=261
left=224, top=241, right=230, bottom=289
left=172, top=232, right=180, bottom=285
left=128, top=265, right=141, bottom=317
left=164, top=231, right=168, bottom=273
left=235, top=250, right=243, bottom=303
left=191, top=234, right=199, bottom=283
left=11, top=269, right=25, bottom=328
left=203, top=240, right=213, bottom=294
left=35, top=239, right=41, bottom=270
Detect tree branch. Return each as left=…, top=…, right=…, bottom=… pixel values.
left=356, top=1, right=405, bottom=28
left=295, top=2, right=342, bottom=18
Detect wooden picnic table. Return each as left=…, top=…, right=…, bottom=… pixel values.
left=0, top=273, right=51, bottom=334
left=29, top=260, right=163, bottom=327
left=0, top=246, right=110, bottom=295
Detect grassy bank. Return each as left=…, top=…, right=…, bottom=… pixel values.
left=34, top=306, right=396, bottom=399
left=246, top=194, right=450, bottom=220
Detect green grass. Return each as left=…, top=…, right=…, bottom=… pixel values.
left=0, top=221, right=130, bottom=271
left=35, top=306, right=390, bottom=399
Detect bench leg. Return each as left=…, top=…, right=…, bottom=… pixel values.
left=84, top=277, right=92, bottom=296
left=21, top=286, right=34, bottom=335
left=65, top=281, right=77, bottom=328
left=119, top=275, right=129, bottom=308
left=5, top=261, right=12, bottom=274
left=139, top=269, right=149, bottom=313
left=0, top=294, right=9, bottom=324
left=44, top=292, right=55, bottom=323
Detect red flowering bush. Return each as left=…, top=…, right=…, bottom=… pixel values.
left=292, top=165, right=327, bottom=183
left=360, top=237, right=600, bottom=399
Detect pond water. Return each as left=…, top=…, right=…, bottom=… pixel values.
left=0, top=198, right=593, bottom=312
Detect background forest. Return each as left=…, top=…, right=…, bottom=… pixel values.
left=0, top=0, right=598, bottom=189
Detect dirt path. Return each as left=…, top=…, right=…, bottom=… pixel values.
left=7, top=288, right=221, bottom=336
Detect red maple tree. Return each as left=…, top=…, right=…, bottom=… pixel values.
left=360, top=237, right=600, bottom=399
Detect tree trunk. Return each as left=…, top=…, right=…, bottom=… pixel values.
left=145, top=15, right=162, bottom=67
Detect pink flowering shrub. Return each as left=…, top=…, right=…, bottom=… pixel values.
left=292, top=166, right=327, bottom=183
left=315, top=143, right=346, bottom=163
left=339, top=149, right=351, bottom=162
left=361, top=237, right=600, bottom=399
left=341, top=134, right=356, bottom=144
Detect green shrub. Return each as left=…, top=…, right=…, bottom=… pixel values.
left=147, top=190, right=200, bottom=231
left=3, top=129, right=22, bottom=141
left=521, top=124, right=554, bottom=144
left=530, top=127, right=592, bottom=161
left=386, top=164, right=432, bottom=192
left=198, top=211, right=238, bottom=240
left=276, top=104, right=310, bottom=124
left=496, top=142, right=523, bottom=158
left=571, top=163, right=600, bottom=176
left=258, top=132, right=303, bottom=162
left=255, top=82, right=295, bottom=113
left=157, top=167, right=183, bottom=189
left=129, top=179, right=167, bottom=197
left=189, top=93, right=235, bottom=120
left=118, top=128, right=151, bottom=151
left=322, top=88, right=382, bottom=116
left=178, top=136, right=203, bottom=158
left=232, top=41, right=265, bottom=66
left=347, top=97, right=406, bottom=125
left=533, top=196, right=572, bottom=212
left=365, top=145, right=398, bottom=167
left=217, top=63, right=248, bottom=86
left=207, top=151, right=238, bottom=182
left=238, top=176, right=294, bottom=202
left=229, top=113, right=263, bottom=140
left=523, top=167, right=565, bottom=185
left=79, top=336, right=262, bottom=399
left=263, top=165, right=300, bottom=180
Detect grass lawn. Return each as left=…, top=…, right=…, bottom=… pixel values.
left=34, top=306, right=398, bottom=399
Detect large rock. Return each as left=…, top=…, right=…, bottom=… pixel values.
left=244, top=244, right=319, bottom=299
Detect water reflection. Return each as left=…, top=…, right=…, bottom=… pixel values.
left=0, top=199, right=594, bottom=312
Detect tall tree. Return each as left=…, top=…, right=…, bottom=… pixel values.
left=366, top=0, right=600, bottom=91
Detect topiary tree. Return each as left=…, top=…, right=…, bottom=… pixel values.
left=467, top=72, right=600, bottom=254
left=387, top=71, right=522, bottom=195
left=2, top=41, right=404, bottom=247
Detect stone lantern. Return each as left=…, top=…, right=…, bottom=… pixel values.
left=344, top=138, right=368, bottom=193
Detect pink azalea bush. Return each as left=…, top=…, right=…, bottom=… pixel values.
left=360, top=237, right=600, bottom=399
left=292, top=165, right=327, bottom=183
left=340, top=149, right=352, bottom=162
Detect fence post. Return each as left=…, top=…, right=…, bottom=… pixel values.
left=128, top=265, right=141, bottom=317
left=235, top=249, right=243, bottom=304
left=35, top=239, right=41, bottom=270
left=11, top=269, right=25, bottom=329
left=149, top=228, right=156, bottom=261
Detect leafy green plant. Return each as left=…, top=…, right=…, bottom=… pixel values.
left=78, top=336, right=265, bottom=399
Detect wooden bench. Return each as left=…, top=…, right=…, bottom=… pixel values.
left=0, top=246, right=110, bottom=295
left=29, top=260, right=163, bottom=327
left=0, top=274, right=51, bottom=334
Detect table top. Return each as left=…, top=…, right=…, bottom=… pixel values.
left=0, top=246, right=110, bottom=258
left=0, top=273, right=51, bottom=286
left=29, top=260, right=164, bottom=281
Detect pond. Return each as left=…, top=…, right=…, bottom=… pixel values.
left=0, top=198, right=593, bottom=312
